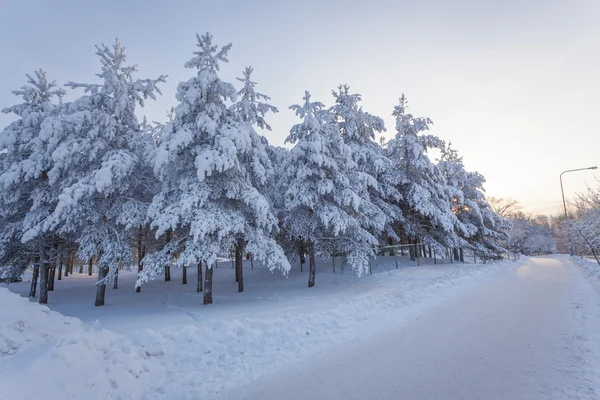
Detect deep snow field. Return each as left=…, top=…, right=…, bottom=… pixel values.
left=0, top=254, right=553, bottom=399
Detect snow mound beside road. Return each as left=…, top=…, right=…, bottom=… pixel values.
left=0, top=287, right=159, bottom=400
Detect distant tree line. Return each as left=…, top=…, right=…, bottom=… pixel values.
left=489, top=197, right=556, bottom=256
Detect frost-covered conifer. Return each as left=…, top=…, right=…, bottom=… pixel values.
left=438, top=143, right=509, bottom=259
left=0, top=70, right=65, bottom=302
left=22, top=41, right=166, bottom=306
left=228, top=66, right=279, bottom=291
left=283, top=91, right=379, bottom=286
left=147, top=33, right=289, bottom=304
left=330, top=85, right=400, bottom=242
left=386, top=95, right=465, bottom=252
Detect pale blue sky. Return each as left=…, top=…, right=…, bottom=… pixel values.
left=1, top=0, right=599, bottom=215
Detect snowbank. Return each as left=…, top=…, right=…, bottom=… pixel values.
left=570, top=255, right=600, bottom=287
left=0, top=288, right=159, bottom=400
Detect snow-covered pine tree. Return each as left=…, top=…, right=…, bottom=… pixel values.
left=140, top=114, right=174, bottom=285
left=329, top=85, right=400, bottom=245
left=385, top=95, right=466, bottom=256
left=437, top=142, right=475, bottom=261
left=0, top=70, right=65, bottom=302
left=21, top=40, right=166, bottom=306
left=146, top=33, right=290, bottom=304
left=130, top=117, right=170, bottom=292
left=230, top=66, right=278, bottom=292
left=267, top=143, right=302, bottom=264
left=438, top=143, right=509, bottom=260
left=283, top=91, right=380, bottom=286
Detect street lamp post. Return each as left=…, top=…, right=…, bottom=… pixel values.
left=560, top=166, right=598, bottom=256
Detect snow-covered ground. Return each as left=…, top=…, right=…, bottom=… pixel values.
left=212, top=256, right=600, bottom=400
left=5, top=256, right=600, bottom=400
left=1, top=256, right=519, bottom=399
left=0, top=287, right=158, bottom=400
left=571, top=255, right=600, bottom=288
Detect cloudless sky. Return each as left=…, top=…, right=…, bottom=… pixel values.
left=1, top=0, right=599, bottom=216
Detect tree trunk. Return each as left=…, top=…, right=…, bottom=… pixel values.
left=308, top=243, right=316, bottom=288
left=64, top=256, right=69, bottom=277
left=39, top=248, right=49, bottom=304
left=47, top=266, right=56, bottom=291
left=299, top=244, right=305, bottom=272
left=182, top=266, right=187, bottom=284
left=590, top=246, right=600, bottom=266
left=428, top=246, right=432, bottom=258
left=113, top=268, right=119, bottom=289
left=136, top=227, right=145, bottom=293
left=333, top=256, right=336, bottom=273
left=203, top=262, right=213, bottom=305
left=460, top=248, right=464, bottom=263
left=88, top=257, right=93, bottom=276
left=453, top=248, right=460, bottom=261
left=164, top=230, right=171, bottom=282
left=235, top=238, right=244, bottom=293
left=48, top=241, right=58, bottom=291
left=197, top=262, right=203, bottom=292
left=29, top=258, right=40, bottom=298
left=57, top=250, right=64, bottom=281
left=95, top=265, right=108, bottom=306
left=234, top=254, right=239, bottom=282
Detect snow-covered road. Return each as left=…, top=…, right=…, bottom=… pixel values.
left=211, top=257, right=600, bottom=400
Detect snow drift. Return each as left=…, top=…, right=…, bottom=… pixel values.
left=0, top=288, right=159, bottom=400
